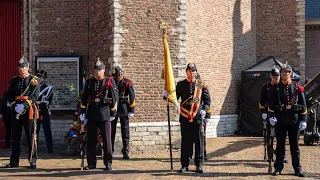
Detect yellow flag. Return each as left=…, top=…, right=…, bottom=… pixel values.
left=162, top=30, right=178, bottom=107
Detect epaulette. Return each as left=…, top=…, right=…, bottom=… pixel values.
left=296, top=82, right=304, bottom=92
left=124, top=77, right=132, bottom=87
left=106, top=77, right=113, bottom=87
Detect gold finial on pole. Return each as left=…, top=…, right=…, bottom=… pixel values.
left=159, top=21, right=169, bottom=30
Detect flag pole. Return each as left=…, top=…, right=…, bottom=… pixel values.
left=167, top=95, right=173, bottom=171
left=160, top=21, right=174, bottom=171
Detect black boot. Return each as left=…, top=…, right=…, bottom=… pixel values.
left=179, top=167, right=188, bottom=173
left=4, top=163, right=19, bottom=168
left=83, top=165, right=96, bottom=170
left=123, top=152, right=130, bottom=159
left=272, top=169, right=281, bottom=176
left=30, top=163, right=37, bottom=169
left=283, top=158, right=288, bottom=163
left=295, top=170, right=304, bottom=177
left=196, top=166, right=204, bottom=173
left=104, top=165, right=112, bottom=171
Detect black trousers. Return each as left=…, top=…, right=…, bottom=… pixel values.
left=87, top=120, right=112, bottom=167
left=3, top=107, right=11, bottom=146
left=190, top=123, right=207, bottom=158
left=180, top=117, right=203, bottom=167
left=274, top=123, right=301, bottom=171
left=10, top=110, right=37, bottom=164
left=36, top=114, right=53, bottom=152
left=111, top=115, right=130, bottom=154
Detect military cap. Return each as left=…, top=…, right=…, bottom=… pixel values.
left=18, top=56, right=29, bottom=67
left=36, top=69, right=48, bottom=79
left=186, top=63, right=197, bottom=71
left=280, top=62, right=292, bottom=72
left=270, top=67, right=280, bottom=76
left=93, top=57, right=105, bottom=69
left=112, top=66, right=122, bottom=75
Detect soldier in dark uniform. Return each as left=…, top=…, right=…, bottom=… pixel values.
left=35, top=70, right=53, bottom=153
left=5, top=57, right=39, bottom=169
left=259, top=68, right=288, bottom=163
left=259, top=68, right=280, bottom=162
left=80, top=58, right=118, bottom=170
left=176, top=63, right=211, bottom=173
left=189, top=73, right=211, bottom=161
left=111, top=66, right=136, bottom=159
left=1, top=82, right=12, bottom=149
left=269, top=63, right=307, bottom=177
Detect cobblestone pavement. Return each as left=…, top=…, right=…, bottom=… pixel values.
left=0, top=136, right=319, bottom=180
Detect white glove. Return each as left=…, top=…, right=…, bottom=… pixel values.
left=128, top=112, right=134, bottom=117
left=79, top=114, right=85, bottom=121
left=200, top=110, right=206, bottom=119
left=269, top=117, right=277, bottom=126
left=261, top=113, right=267, bottom=120
left=203, top=118, right=209, bottom=124
left=109, top=117, right=115, bottom=121
left=299, top=121, right=307, bottom=131
left=14, top=104, right=25, bottom=114
left=163, top=90, right=168, bottom=97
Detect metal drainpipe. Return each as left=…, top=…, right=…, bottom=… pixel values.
left=87, top=0, right=90, bottom=72
left=23, top=0, right=28, bottom=56
left=28, top=0, right=32, bottom=68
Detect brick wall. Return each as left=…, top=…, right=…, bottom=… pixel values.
left=256, top=0, right=305, bottom=81
left=186, top=0, right=257, bottom=114
left=116, top=0, right=182, bottom=122
left=88, top=0, right=112, bottom=74
left=305, top=28, right=320, bottom=79
left=31, top=0, right=89, bottom=67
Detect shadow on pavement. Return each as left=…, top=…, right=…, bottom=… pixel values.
left=206, top=138, right=261, bottom=159
left=0, top=169, right=171, bottom=177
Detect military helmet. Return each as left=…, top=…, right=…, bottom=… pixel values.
left=93, top=57, right=105, bottom=69
left=112, top=66, right=122, bottom=80
left=280, top=62, right=292, bottom=72
left=18, top=56, right=29, bottom=67
left=270, top=67, right=280, bottom=76
left=186, top=63, right=197, bottom=71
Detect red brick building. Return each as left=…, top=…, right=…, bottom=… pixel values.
left=0, top=0, right=306, bottom=153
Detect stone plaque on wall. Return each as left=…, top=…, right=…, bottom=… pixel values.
left=36, top=57, right=81, bottom=110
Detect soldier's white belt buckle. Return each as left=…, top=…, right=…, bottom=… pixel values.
left=95, top=99, right=101, bottom=103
